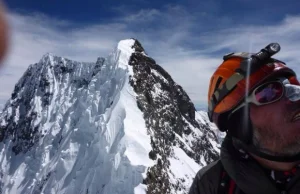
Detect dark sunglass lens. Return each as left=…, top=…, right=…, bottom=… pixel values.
left=254, top=82, right=283, bottom=103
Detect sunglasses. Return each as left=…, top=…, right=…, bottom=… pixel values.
left=247, top=79, right=286, bottom=105
left=232, top=78, right=289, bottom=113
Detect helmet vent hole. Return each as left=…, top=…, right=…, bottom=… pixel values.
left=214, top=77, right=223, bottom=93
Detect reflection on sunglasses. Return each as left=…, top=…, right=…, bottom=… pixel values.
left=254, top=82, right=283, bottom=104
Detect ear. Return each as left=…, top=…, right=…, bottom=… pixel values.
left=227, top=106, right=253, bottom=145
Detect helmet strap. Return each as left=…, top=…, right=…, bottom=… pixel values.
left=227, top=106, right=253, bottom=145
left=234, top=139, right=300, bottom=162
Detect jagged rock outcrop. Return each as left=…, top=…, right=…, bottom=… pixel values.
left=128, top=40, right=219, bottom=193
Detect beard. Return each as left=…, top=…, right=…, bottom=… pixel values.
left=251, top=100, right=300, bottom=156
left=252, top=125, right=300, bottom=156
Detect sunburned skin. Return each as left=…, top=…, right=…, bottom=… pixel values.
left=250, top=98, right=300, bottom=170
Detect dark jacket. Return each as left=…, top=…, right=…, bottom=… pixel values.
left=188, top=135, right=300, bottom=194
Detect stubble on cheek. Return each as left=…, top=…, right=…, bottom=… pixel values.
left=250, top=100, right=300, bottom=155
left=253, top=124, right=300, bottom=156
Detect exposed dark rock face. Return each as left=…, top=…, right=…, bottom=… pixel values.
left=129, top=40, right=219, bottom=194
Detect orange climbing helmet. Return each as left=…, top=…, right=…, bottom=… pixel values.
left=208, top=43, right=297, bottom=132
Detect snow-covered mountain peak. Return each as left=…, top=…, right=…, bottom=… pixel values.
left=40, top=52, right=55, bottom=63
left=0, top=39, right=219, bottom=194
left=42, top=52, right=54, bottom=59
left=117, top=38, right=146, bottom=54
left=117, top=39, right=135, bottom=53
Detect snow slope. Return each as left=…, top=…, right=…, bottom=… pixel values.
left=0, top=39, right=219, bottom=194
left=197, top=111, right=225, bottom=144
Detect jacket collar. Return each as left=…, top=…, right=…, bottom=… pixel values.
left=220, top=135, right=281, bottom=194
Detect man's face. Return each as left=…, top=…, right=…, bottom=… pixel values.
left=250, top=94, right=300, bottom=156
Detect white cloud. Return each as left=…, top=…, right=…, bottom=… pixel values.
left=1, top=9, right=300, bottom=110
left=122, top=9, right=161, bottom=22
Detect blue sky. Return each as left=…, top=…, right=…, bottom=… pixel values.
left=1, top=0, right=300, bottom=110
left=5, top=0, right=300, bottom=25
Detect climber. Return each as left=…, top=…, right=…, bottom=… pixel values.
left=189, top=43, right=300, bottom=194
